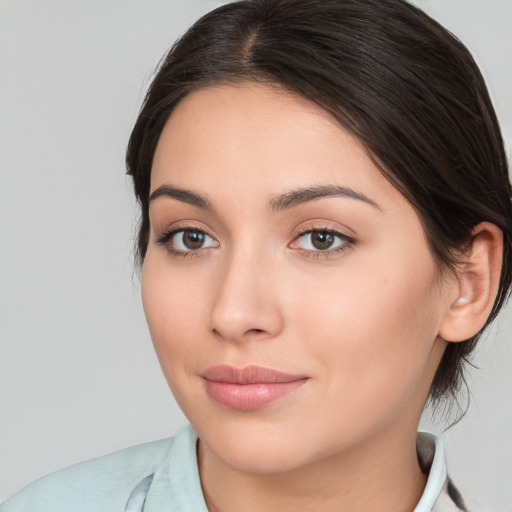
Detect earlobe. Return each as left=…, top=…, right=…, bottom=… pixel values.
left=439, top=222, right=503, bottom=343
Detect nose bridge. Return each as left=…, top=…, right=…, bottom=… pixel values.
left=209, top=236, right=284, bottom=342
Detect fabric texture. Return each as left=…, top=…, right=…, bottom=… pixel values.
left=0, top=425, right=466, bottom=512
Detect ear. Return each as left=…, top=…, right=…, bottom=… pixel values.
left=439, top=222, right=503, bottom=343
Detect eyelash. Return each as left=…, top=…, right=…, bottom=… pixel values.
left=155, top=225, right=217, bottom=259
left=155, top=224, right=355, bottom=259
left=292, top=225, right=355, bottom=259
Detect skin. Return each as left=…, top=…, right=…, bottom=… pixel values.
left=142, top=83, right=458, bottom=512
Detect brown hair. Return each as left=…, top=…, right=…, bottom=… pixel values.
left=126, top=0, right=512, bottom=406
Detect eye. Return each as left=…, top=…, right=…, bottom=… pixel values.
left=156, top=227, right=219, bottom=256
left=290, top=228, right=354, bottom=256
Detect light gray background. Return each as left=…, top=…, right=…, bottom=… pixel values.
left=1, top=0, right=511, bottom=509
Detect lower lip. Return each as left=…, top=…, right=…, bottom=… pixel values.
left=204, top=379, right=308, bottom=410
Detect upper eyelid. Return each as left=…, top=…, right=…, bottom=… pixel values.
left=297, top=226, right=345, bottom=235
left=154, top=226, right=214, bottom=247
left=155, top=222, right=214, bottom=238
left=294, top=222, right=354, bottom=239
left=293, top=228, right=353, bottom=245
left=155, top=224, right=350, bottom=240
left=154, top=222, right=355, bottom=250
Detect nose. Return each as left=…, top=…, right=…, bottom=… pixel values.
left=208, top=245, right=285, bottom=343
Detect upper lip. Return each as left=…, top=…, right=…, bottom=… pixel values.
left=201, top=365, right=307, bottom=384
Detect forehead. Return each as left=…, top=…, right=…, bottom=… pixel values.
left=150, top=83, right=399, bottom=210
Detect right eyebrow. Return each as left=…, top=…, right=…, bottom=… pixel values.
left=149, top=185, right=214, bottom=210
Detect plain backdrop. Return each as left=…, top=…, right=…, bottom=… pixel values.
left=1, top=0, right=511, bottom=509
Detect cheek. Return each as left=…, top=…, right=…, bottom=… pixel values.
left=292, top=252, right=441, bottom=411
left=141, top=252, right=206, bottom=374
left=141, top=251, right=216, bottom=415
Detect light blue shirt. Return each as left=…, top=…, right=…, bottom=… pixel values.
left=0, top=425, right=465, bottom=512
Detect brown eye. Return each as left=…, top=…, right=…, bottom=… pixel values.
left=291, top=228, right=353, bottom=256
left=310, top=231, right=335, bottom=250
left=182, top=230, right=206, bottom=250
left=156, top=228, right=219, bottom=255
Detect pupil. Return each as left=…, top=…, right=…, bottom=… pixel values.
left=312, top=231, right=334, bottom=250
left=183, top=230, right=204, bottom=249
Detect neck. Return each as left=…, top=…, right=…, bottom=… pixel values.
left=198, top=422, right=427, bottom=512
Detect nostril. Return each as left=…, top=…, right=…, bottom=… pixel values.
left=212, top=326, right=267, bottom=341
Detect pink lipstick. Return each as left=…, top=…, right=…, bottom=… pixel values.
left=201, top=365, right=308, bottom=410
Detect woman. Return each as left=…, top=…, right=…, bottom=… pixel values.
left=2, top=0, right=511, bottom=511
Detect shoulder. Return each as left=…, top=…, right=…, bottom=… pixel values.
left=0, top=437, right=175, bottom=512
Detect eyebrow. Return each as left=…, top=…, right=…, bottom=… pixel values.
left=149, top=184, right=380, bottom=212
left=268, top=185, right=381, bottom=213
left=149, top=185, right=214, bottom=210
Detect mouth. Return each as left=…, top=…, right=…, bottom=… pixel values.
left=201, top=365, right=309, bottom=410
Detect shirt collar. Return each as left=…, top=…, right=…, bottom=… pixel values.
left=415, top=432, right=447, bottom=511
left=137, top=426, right=462, bottom=512
left=415, top=432, right=466, bottom=512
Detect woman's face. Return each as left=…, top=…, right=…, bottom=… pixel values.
left=142, top=83, right=451, bottom=474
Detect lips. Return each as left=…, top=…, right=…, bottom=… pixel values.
left=201, top=365, right=308, bottom=410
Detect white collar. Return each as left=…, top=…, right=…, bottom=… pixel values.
left=415, top=432, right=447, bottom=511
left=125, top=427, right=465, bottom=512
left=415, top=432, right=465, bottom=512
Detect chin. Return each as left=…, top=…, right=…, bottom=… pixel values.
left=196, top=419, right=311, bottom=475
left=215, top=440, right=306, bottom=475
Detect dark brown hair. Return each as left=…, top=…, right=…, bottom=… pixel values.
left=126, top=0, right=512, bottom=405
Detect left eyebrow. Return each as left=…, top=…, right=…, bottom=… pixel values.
left=149, top=185, right=214, bottom=210
left=268, top=185, right=381, bottom=213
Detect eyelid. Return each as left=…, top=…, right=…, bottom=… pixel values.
left=154, top=220, right=354, bottom=259
left=155, top=223, right=219, bottom=258
left=289, top=223, right=355, bottom=258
